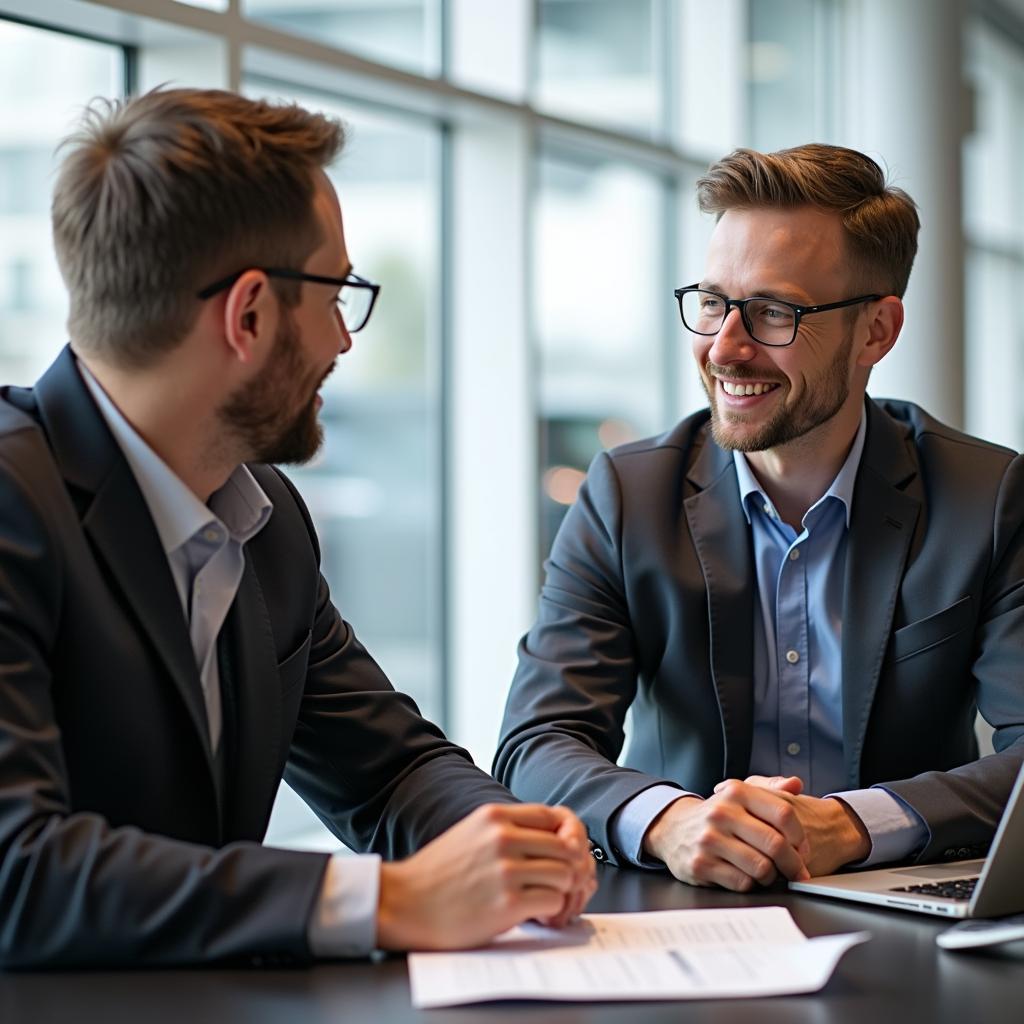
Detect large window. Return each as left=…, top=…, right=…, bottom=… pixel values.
left=535, top=0, right=661, bottom=136
left=0, top=19, right=125, bottom=384
left=964, top=16, right=1024, bottom=451
left=533, top=151, right=668, bottom=562
left=246, top=0, right=440, bottom=75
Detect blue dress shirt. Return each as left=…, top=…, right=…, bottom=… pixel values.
left=610, top=410, right=928, bottom=868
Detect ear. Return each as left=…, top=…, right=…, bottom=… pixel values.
left=855, top=295, right=904, bottom=369
left=222, top=270, right=277, bottom=365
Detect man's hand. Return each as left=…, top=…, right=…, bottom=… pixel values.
left=375, top=803, right=597, bottom=951
left=730, top=775, right=871, bottom=876
left=641, top=779, right=811, bottom=891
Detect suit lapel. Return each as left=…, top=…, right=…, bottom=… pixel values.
left=34, top=347, right=217, bottom=789
left=684, top=431, right=756, bottom=780
left=219, top=551, right=282, bottom=839
left=840, top=400, right=921, bottom=786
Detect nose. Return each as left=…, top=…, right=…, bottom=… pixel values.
left=706, top=306, right=756, bottom=366
left=336, top=307, right=353, bottom=354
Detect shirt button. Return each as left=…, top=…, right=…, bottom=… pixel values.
left=785, top=649, right=800, bottom=664
left=204, top=529, right=220, bottom=543
left=762, top=502, right=774, bottom=517
left=789, top=548, right=800, bottom=561
left=787, top=742, right=801, bottom=756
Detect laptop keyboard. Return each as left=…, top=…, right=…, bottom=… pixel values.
left=889, top=877, right=979, bottom=901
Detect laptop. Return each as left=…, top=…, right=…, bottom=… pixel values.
left=789, top=762, right=1024, bottom=918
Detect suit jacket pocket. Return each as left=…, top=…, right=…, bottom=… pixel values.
left=890, top=596, right=974, bottom=663
left=278, top=630, right=312, bottom=696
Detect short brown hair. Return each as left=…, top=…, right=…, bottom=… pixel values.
left=696, top=144, right=919, bottom=297
left=52, top=87, right=345, bottom=367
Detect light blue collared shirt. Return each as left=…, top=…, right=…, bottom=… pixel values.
left=79, top=360, right=379, bottom=957
left=611, top=410, right=927, bottom=868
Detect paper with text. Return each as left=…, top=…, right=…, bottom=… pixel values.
left=408, top=906, right=868, bottom=1008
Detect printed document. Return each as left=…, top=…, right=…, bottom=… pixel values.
left=408, top=906, right=868, bottom=1008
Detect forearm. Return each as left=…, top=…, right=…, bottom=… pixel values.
left=0, top=812, right=327, bottom=968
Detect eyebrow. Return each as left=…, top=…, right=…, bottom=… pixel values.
left=700, top=281, right=809, bottom=304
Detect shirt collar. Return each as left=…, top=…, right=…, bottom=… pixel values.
left=733, top=406, right=868, bottom=529
left=78, top=361, right=272, bottom=556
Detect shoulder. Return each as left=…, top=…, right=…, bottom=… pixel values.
left=572, top=409, right=717, bottom=527
left=0, top=393, right=62, bottom=512
left=598, top=408, right=713, bottom=481
left=871, top=398, right=1018, bottom=480
left=245, top=463, right=322, bottom=563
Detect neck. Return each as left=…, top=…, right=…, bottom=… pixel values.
left=743, top=399, right=863, bottom=531
left=77, top=349, right=238, bottom=503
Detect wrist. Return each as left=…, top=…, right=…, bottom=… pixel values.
left=376, top=860, right=415, bottom=951
left=829, top=798, right=871, bottom=864
left=642, top=795, right=702, bottom=862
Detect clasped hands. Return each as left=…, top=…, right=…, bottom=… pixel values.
left=377, top=803, right=597, bottom=951
left=642, top=775, right=871, bottom=892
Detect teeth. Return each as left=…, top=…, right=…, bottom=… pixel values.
left=720, top=380, right=777, bottom=397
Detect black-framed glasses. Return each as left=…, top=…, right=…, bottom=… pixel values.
left=674, top=284, right=880, bottom=347
left=197, top=267, right=381, bottom=333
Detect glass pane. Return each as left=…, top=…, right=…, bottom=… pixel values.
left=0, top=21, right=124, bottom=385
left=963, top=20, right=1024, bottom=452
left=965, top=248, right=1024, bottom=451
left=244, top=84, right=443, bottom=847
left=963, top=21, right=1024, bottom=249
left=535, top=0, right=661, bottom=136
left=672, top=0, right=745, bottom=156
left=747, top=0, right=825, bottom=150
left=244, top=0, right=439, bottom=75
left=534, top=153, right=666, bottom=566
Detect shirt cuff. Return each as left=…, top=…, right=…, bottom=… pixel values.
left=307, top=853, right=382, bottom=958
left=609, top=784, right=695, bottom=867
left=829, top=787, right=928, bottom=867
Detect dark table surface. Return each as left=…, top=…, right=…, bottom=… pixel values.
left=3, top=866, right=1023, bottom=1024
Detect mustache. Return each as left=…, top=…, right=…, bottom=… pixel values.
left=705, top=361, right=786, bottom=384
left=317, top=361, right=336, bottom=388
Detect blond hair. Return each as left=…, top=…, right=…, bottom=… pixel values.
left=696, top=144, right=919, bottom=297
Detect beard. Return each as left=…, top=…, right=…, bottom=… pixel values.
left=703, top=327, right=854, bottom=452
left=218, top=309, right=330, bottom=466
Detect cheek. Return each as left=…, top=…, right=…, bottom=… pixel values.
left=691, top=336, right=711, bottom=367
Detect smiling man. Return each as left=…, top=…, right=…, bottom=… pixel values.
left=495, top=144, right=1024, bottom=892
left=0, top=88, right=595, bottom=968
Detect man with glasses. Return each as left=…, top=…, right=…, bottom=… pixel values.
left=0, top=88, right=595, bottom=968
left=496, top=144, right=1024, bottom=892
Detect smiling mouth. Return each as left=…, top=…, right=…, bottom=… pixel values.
left=718, top=379, right=781, bottom=397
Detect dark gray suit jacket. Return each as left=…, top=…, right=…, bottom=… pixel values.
left=0, top=347, right=512, bottom=968
left=495, top=399, right=1024, bottom=867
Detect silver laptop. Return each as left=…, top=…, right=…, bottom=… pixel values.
left=789, top=762, right=1024, bottom=918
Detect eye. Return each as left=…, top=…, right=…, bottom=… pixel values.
left=750, top=301, right=794, bottom=325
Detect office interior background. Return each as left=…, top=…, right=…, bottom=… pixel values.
left=0, top=0, right=1021, bottom=851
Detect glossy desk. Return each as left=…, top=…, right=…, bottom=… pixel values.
left=2, top=868, right=1022, bottom=1024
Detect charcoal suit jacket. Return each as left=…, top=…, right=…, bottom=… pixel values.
left=0, top=346, right=512, bottom=968
left=495, top=399, right=1024, bottom=866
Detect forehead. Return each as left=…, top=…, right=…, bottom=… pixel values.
left=307, top=170, right=348, bottom=270
left=704, top=205, right=847, bottom=300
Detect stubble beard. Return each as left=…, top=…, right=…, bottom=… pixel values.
left=218, top=310, right=329, bottom=467
left=704, top=327, right=854, bottom=453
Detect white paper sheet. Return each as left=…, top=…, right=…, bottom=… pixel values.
left=408, top=906, right=869, bottom=1008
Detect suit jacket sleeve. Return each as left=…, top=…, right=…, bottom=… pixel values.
left=0, top=443, right=513, bottom=968
left=272, top=469, right=517, bottom=862
left=882, top=452, right=1024, bottom=862
left=493, top=451, right=683, bottom=863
